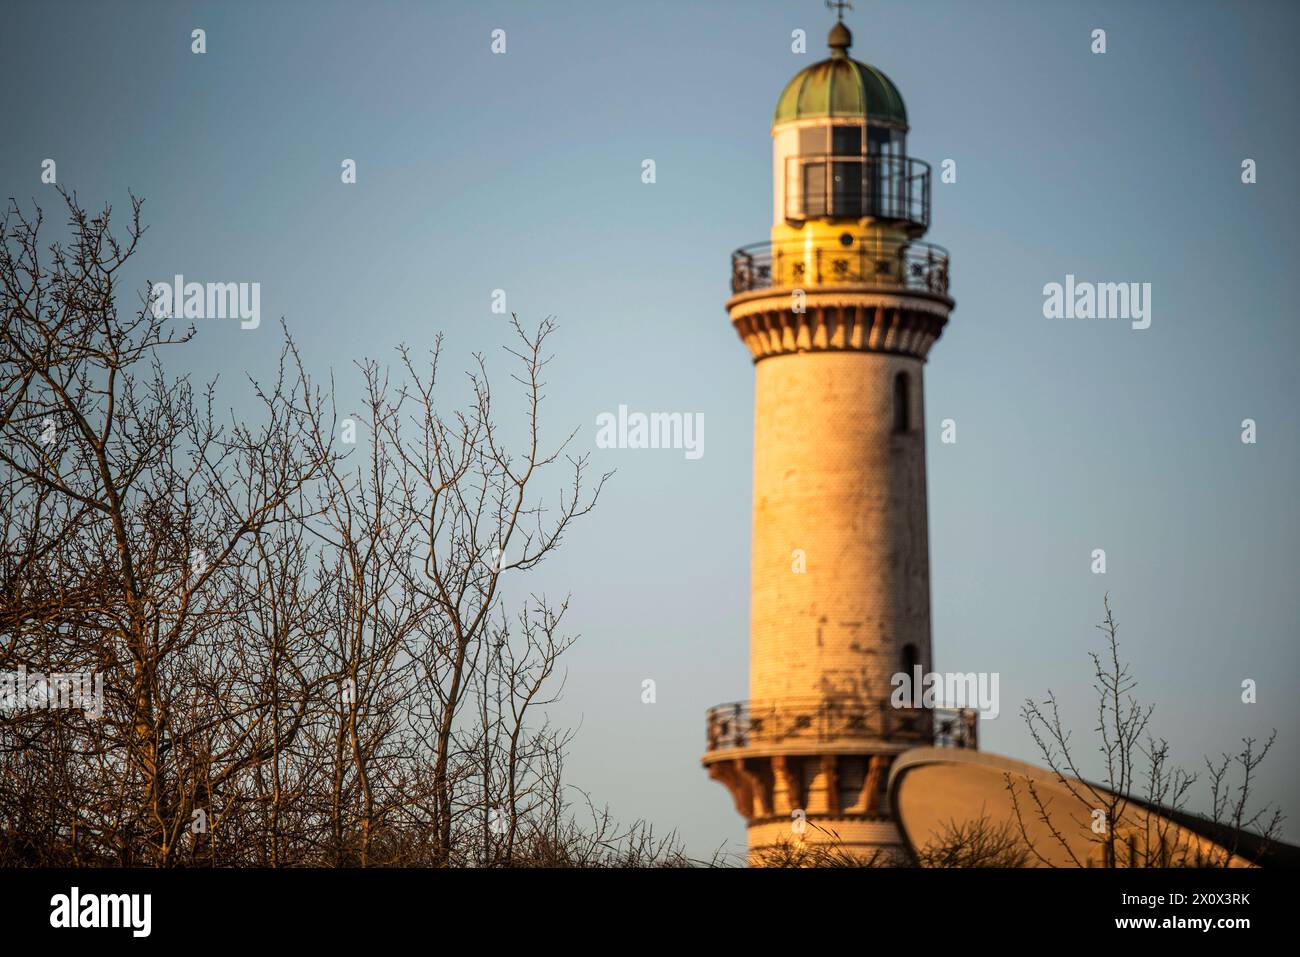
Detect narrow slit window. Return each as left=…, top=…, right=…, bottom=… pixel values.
left=901, top=643, right=920, bottom=682
left=893, top=371, right=910, bottom=433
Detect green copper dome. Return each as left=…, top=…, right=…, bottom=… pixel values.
left=773, top=23, right=907, bottom=128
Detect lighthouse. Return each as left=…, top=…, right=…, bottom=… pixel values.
left=703, top=13, right=971, bottom=863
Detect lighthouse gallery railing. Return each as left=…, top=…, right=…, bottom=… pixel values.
left=704, top=697, right=978, bottom=752
left=730, top=237, right=950, bottom=296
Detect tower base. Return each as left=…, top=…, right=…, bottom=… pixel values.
left=703, top=744, right=920, bottom=867
left=747, top=816, right=906, bottom=867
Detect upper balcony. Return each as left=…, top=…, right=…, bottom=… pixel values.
left=730, top=235, right=950, bottom=298
left=784, top=154, right=931, bottom=231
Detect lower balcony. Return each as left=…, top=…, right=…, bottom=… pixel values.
left=704, top=696, right=978, bottom=756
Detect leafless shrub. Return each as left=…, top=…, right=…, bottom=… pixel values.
left=914, top=813, right=1030, bottom=868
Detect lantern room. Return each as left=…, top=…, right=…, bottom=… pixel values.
left=770, top=21, right=930, bottom=239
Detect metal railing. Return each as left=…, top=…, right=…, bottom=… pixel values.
left=730, top=237, right=950, bottom=296
left=704, top=697, right=978, bottom=752
left=785, top=154, right=931, bottom=227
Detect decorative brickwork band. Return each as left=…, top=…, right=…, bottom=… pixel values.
left=727, top=289, right=952, bottom=361
left=704, top=752, right=896, bottom=823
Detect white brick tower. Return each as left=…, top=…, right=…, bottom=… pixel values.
left=702, top=15, right=970, bottom=863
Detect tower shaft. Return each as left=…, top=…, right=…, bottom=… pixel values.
left=750, top=348, right=932, bottom=709
left=706, top=290, right=951, bottom=863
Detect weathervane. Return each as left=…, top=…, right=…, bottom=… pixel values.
left=825, top=0, right=853, bottom=22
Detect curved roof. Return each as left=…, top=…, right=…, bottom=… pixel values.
left=887, top=747, right=1262, bottom=867
left=774, top=22, right=907, bottom=128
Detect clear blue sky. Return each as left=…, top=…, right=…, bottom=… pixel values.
left=3, top=0, right=1297, bottom=857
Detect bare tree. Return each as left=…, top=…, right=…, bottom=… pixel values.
left=1008, top=594, right=1283, bottom=867
left=0, top=190, right=338, bottom=864
left=1, top=190, right=698, bottom=869
left=378, top=317, right=609, bottom=865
